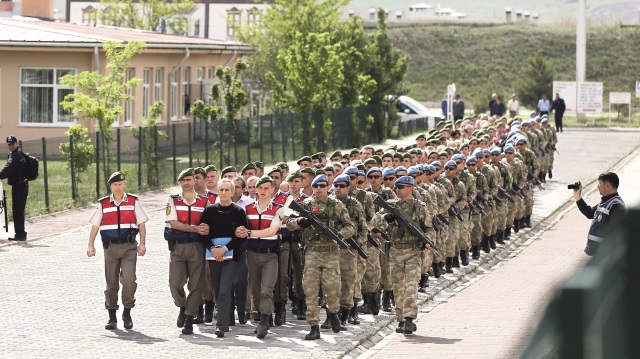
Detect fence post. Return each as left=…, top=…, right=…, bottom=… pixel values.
left=205, top=120, right=209, bottom=165
left=259, top=115, right=264, bottom=162
left=154, top=125, right=159, bottom=185
left=281, top=115, right=286, bottom=161
left=117, top=128, right=121, bottom=171
left=138, top=126, right=143, bottom=191
left=41, top=137, right=49, bottom=211
left=290, top=113, right=295, bottom=160
left=247, top=117, right=251, bottom=163
left=234, top=120, right=238, bottom=166
left=172, top=124, right=177, bottom=183
left=188, top=122, right=193, bottom=168
left=270, top=114, right=274, bottom=162
left=219, top=120, right=223, bottom=168
left=95, top=131, right=100, bottom=198
left=69, top=135, right=76, bottom=200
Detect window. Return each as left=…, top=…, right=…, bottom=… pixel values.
left=169, top=70, right=178, bottom=120
left=142, top=68, right=151, bottom=118
left=207, top=66, right=215, bottom=79
left=154, top=68, right=163, bottom=103
left=197, top=67, right=204, bottom=82
left=194, top=19, right=200, bottom=37
left=182, top=67, right=190, bottom=118
left=247, top=7, right=261, bottom=27
left=82, top=6, right=97, bottom=25
left=20, top=68, right=75, bottom=125
left=123, top=68, right=134, bottom=125
left=227, top=8, right=241, bottom=40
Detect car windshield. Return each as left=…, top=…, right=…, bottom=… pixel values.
left=401, top=97, right=429, bottom=113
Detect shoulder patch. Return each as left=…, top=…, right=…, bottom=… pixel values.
left=166, top=203, right=171, bottom=216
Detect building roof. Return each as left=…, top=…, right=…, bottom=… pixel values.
left=0, top=17, right=249, bottom=51
left=409, top=3, right=433, bottom=10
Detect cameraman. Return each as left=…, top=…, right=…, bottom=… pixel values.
left=572, top=172, right=626, bottom=256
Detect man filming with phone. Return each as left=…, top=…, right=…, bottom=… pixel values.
left=571, top=172, right=626, bottom=256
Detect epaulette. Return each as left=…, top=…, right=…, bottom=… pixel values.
left=170, top=194, right=180, bottom=199
left=272, top=201, right=283, bottom=208
left=98, top=195, right=110, bottom=202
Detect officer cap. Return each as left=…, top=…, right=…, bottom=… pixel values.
left=381, top=152, right=393, bottom=159
left=300, top=167, right=316, bottom=176
left=254, top=161, right=264, bottom=170
left=311, top=152, right=325, bottom=160
left=363, top=158, right=377, bottom=166
left=465, top=156, right=478, bottom=164
left=329, top=150, right=342, bottom=159
left=415, top=133, right=426, bottom=140
left=108, top=171, right=126, bottom=184
left=382, top=166, right=396, bottom=177
left=221, top=166, right=237, bottom=176
left=333, top=174, right=350, bottom=185
left=297, top=156, right=312, bottom=165
left=366, top=167, right=382, bottom=176
left=267, top=167, right=282, bottom=176
left=193, top=167, right=206, bottom=177
left=394, top=175, right=414, bottom=187
left=241, top=163, right=256, bottom=174
left=286, top=170, right=303, bottom=182
left=444, top=160, right=457, bottom=169
left=344, top=166, right=358, bottom=176
left=311, top=174, right=328, bottom=187
left=323, top=165, right=335, bottom=173
left=6, top=135, right=17, bottom=145
left=256, top=176, right=274, bottom=187
left=276, top=162, right=289, bottom=171
left=315, top=169, right=326, bottom=175
left=431, top=161, right=442, bottom=169
left=178, top=168, right=195, bottom=181
left=204, top=164, right=218, bottom=173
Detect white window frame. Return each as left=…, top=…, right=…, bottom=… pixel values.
left=169, top=70, right=178, bottom=120
left=123, top=68, right=134, bottom=126
left=154, top=68, right=163, bottom=103
left=19, top=67, right=76, bottom=127
left=142, top=68, right=151, bottom=118
left=182, top=67, right=190, bottom=119
left=197, top=67, right=203, bottom=82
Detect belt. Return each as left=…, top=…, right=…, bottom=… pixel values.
left=392, top=242, right=418, bottom=249
left=108, top=237, right=136, bottom=244
left=307, top=245, right=338, bottom=253
left=174, top=238, right=200, bottom=244
left=250, top=247, right=279, bottom=254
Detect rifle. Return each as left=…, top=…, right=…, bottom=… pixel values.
left=476, top=193, right=492, bottom=208
left=512, top=183, right=529, bottom=200
left=448, top=205, right=464, bottom=223
left=527, top=172, right=545, bottom=190
left=550, top=144, right=559, bottom=155
left=373, top=196, right=440, bottom=257
left=490, top=192, right=504, bottom=206
left=0, top=188, right=6, bottom=232
left=470, top=199, right=487, bottom=215
left=287, top=200, right=353, bottom=256
left=436, top=213, right=450, bottom=226
left=498, top=186, right=515, bottom=203
left=367, top=231, right=386, bottom=254
left=345, top=236, right=374, bottom=267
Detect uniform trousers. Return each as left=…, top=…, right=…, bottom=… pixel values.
left=169, top=242, right=205, bottom=317
left=246, top=250, right=278, bottom=315
left=303, top=247, right=341, bottom=326
left=390, top=246, right=422, bottom=320
left=104, top=241, right=137, bottom=310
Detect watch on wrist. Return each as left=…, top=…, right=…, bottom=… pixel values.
left=248, top=229, right=252, bottom=237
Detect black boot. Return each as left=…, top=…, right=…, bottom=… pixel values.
left=182, top=315, right=194, bottom=334
left=525, top=216, right=532, bottom=228
left=204, top=301, right=214, bottom=323
left=214, top=326, right=225, bottom=338
left=339, top=307, right=349, bottom=331
left=348, top=303, right=360, bottom=325
left=540, top=173, right=546, bottom=183
left=549, top=169, right=553, bottom=179
left=520, top=217, right=526, bottom=230
left=452, top=254, right=460, bottom=268
left=329, top=312, right=341, bottom=333
left=105, top=309, right=117, bottom=330
left=122, top=308, right=133, bottom=330
left=176, top=306, right=186, bottom=328
left=291, top=296, right=298, bottom=315
left=439, top=261, right=445, bottom=272
left=268, top=314, right=274, bottom=327
left=370, top=292, right=380, bottom=315
left=404, top=317, right=417, bottom=334
left=505, top=227, right=512, bottom=241
left=513, top=218, right=520, bottom=233
left=274, top=302, right=285, bottom=326
left=445, top=257, right=453, bottom=273
left=193, top=305, right=204, bottom=324
left=489, top=234, right=497, bottom=250
left=395, top=321, right=405, bottom=333
left=460, top=250, right=469, bottom=265
left=238, top=310, right=247, bottom=325
left=431, top=262, right=441, bottom=278
left=305, top=325, right=321, bottom=340
left=481, top=236, right=491, bottom=253
left=320, top=308, right=331, bottom=329
left=496, top=230, right=505, bottom=244
left=297, top=298, right=307, bottom=320
left=418, top=275, right=429, bottom=292
left=357, top=293, right=371, bottom=314
left=471, top=245, right=480, bottom=259
left=256, top=313, right=270, bottom=339
left=382, top=291, right=392, bottom=312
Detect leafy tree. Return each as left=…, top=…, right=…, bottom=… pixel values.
left=60, top=40, right=145, bottom=191
left=60, top=124, right=95, bottom=198
left=98, top=0, right=194, bottom=35
left=130, top=101, right=166, bottom=187
left=516, top=51, right=556, bottom=110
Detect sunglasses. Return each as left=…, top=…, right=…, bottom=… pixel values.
left=455, top=161, right=462, bottom=165
left=357, top=180, right=365, bottom=185
left=334, top=183, right=348, bottom=188
left=491, top=153, right=501, bottom=157
left=312, top=184, right=328, bottom=188
left=476, top=156, right=484, bottom=159
left=446, top=167, right=457, bottom=171
left=410, top=175, right=419, bottom=178
left=367, top=175, right=381, bottom=179
left=395, top=185, right=409, bottom=190
left=348, top=175, right=357, bottom=180
left=341, top=161, right=349, bottom=165
left=505, top=152, right=514, bottom=155
left=384, top=176, right=395, bottom=181
left=467, top=164, right=476, bottom=167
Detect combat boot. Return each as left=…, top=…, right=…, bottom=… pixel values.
left=505, top=227, right=512, bottom=241
left=204, top=301, right=214, bottom=323
left=481, top=236, right=491, bottom=253
left=291, top=296, right=298, bottom=315
left=404, top=317, right=417, bottom=334
left=382, top=291, right=392, bottom=312
left=105, top=309, right=117, bottom=330
left=452, top=254, right=460, bottom=268
left=418, top=275, right=429, bottom=293
left=122, top=308, right=133, bottom=330
left=445, top=257, right=454, bottom=273
left=520, top=217, right=527, bottom=231
left=238, top=311, right=248, bottom=325
left=549, top=169, right=553, bottom=179
left=460, top=250, right=470, bottom=266
left=471, top=245, right=480, bottom=259
left=193, top=305, right=204, bottom=324
left=297, top=298, right=307, bottom=320
left=357, top=293, right=371, bottom=314
left=256, top=313, right=270, bottom=339
left=329, top=312, right=341, bottom=333
left=513, top=218, right=520, bottom=233
left=348, top=303, right=360, bottom=325
left=176, top=306, right=186, bottom=328
left=274, top=302, right=285, bottom=326
left=339, top=307, right=349, bottom=331
left=525, top=216, right=532, bottom=228
left=395, top=321, right=405, bottom=333
left=431, top=262, right=441, bottom=278
left=370, top=292, right=381, bottom=315
left=489, top=234, right=497, bottom=250
left=181, top=315, right=194, bottom=334
left=304, top=325, right=320, bottom=340
left=320, top=308, right=331, bottom=329
left=496, top=230, right=505, bottom=244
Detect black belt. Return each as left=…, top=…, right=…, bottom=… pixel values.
left=109, top=237, right=136, bottom=244
left=250, top=247, right=279, bottom=254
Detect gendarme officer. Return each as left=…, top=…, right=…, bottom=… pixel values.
left=87, top=171, right=149, bottom=330
left=0, top=135, right=28, bottom=241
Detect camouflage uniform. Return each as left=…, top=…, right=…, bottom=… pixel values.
left=348, top=188, right=375, bottom=306
left=492, top=158, right=512, bottom=236
left=470, top=169, right=488, bottom=247
left=369, top=186, right=396, bottom=293
left=335, top=195, right=367, bottom=310
left=505, top=155, right=526, bottom=226
left=286, top=196, right=355, bottom=326
left=519, top=146, right=540, bottom=219
left=456, top=169, right=476, bottom=252
left=449, top=174, right=468, bottom=256
left=435, top=175, right=458, bottom=258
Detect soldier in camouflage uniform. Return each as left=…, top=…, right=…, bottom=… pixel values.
left=286, top=174, right=355, bottom=340
left=542, top=117, right=558, bottom=180
left=453, top=154, right=475, bottom=267
left=516, top=136, right=540, bottom=229
left=474, top=149, right=497, bottom=250
left=443, top=160, right=466, bottom=273
left=417, top=164, right=444, bottom=290
left=408, top=166, right=437, bottom=289
left=465, top=155, right=487, bottom=260
left=503, top=144, right=526, bottom=234
left=371, top=175, right=433, bottom=335
left=489, top=147, right=513, bottom=243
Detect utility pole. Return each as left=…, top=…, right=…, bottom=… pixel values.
left=576, top=0, right=587, bottom=122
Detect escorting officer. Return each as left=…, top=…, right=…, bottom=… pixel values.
left=0, top=135, right=29, bottom=241
left=286, top=174, right=355, bottom=340
left=164, top=168, right=210, bottom=335
left=193, top=166, right=217, bottom=323
left=87, top=171, right=149, bottom=330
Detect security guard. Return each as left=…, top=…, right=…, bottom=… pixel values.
left=0, top=135, right=28, bottom=241
left=87, top=171, right=149, bottom=330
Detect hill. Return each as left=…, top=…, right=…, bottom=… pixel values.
left=389, top=22, right=640, bottom=110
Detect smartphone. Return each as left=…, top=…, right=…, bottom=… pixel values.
left=567, top=183, right=580, bottom=190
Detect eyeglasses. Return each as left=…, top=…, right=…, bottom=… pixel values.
left=312, top=183, right=328, bottom=188
left=505, top=152, right=514, bottom=155
left=491, top=153, right=501, bottom=157
left=367, top=175, right=381, bottom=179
left=467, top=164, right=476, bottom=167
left=357, top=180, right=365, bottom=185
left=517, top=143, right=525, bottom=146
left=445, top=167, right=457, bottom=171
left=383, top=176, right=395, bottom=181
left=349, top=175, right=357, bottom=180
left=334, top=183, right=348, bottom=188
left=455, top=161, right=462, bottom=165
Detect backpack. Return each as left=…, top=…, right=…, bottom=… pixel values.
left=23, top=153, right=39, bottom=181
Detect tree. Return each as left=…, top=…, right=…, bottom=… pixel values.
left=60, top=124, right=95, bottom=199
left=60, top=40, right=145, bottom=191
left=130, top=101, right=166, bottom=187
left=516, top=51, right=556, bottom=110
left=99, top=0, right=195, bottom=35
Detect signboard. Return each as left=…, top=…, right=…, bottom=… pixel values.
left=577, top=82, right=603, bottom=113
left=636, top=81, right=640, bottom=98
left=553, top=81, right=577, bottom=112
left=609, top=92, right=631, bottom=104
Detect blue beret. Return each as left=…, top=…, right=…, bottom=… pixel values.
left=395, top=166, right=407, bottom=173
left=357, top=170, right=366, bottom=176
left=394, top=175, right=414, bottom=187
left=425, top=165, right=436, bottom=172
left=541, top=118, right=549, bottom=124
left=535, top=116, right=542, bottom=122
left=504, top=145, right=515, bottom=152
left=451, top=153, right=465, bottom=162
left=333, top=174, right=350, bottom=185
left=382, top=166, right=396, bottom=177
left=516, top=136, right=528, bottom=144
left=407, top=166, right=420, bottom=176
left=472, top=148, right=483, bottom=157
left=511, top=125, right=522, bottom=132
left=482, top=148, right=490, bottom=154
left=366, top=167, right=382, bottom=176
left=490, top=147, right=502, bottom=154
left=541, top=114, right=548, bottom=119
left=511, top=120, right=520, bottom=126
left=431, top=161, right=442, bottom=168
left=530, top=111, right=537, bottom=116
left=445, top=160, right=457, bottom=168
left=311, top=174, right=328, bottom=187
left=344, top=166, right=358, bottom=175
left=465, top=156, right=477, bottom=164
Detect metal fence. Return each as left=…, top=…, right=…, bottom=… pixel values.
left=1, top=106, right=431, bottom=218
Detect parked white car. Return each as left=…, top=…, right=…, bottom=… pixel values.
left=395, top=95, right=444, bottom=129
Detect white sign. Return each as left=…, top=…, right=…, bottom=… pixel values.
left=553, top=81, right=577, bottom=112
left=577, top=82, right=603, bottom=113
left=636, top=81, right=640, bottom=98
left=609, top=92, right=631, bottom=104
